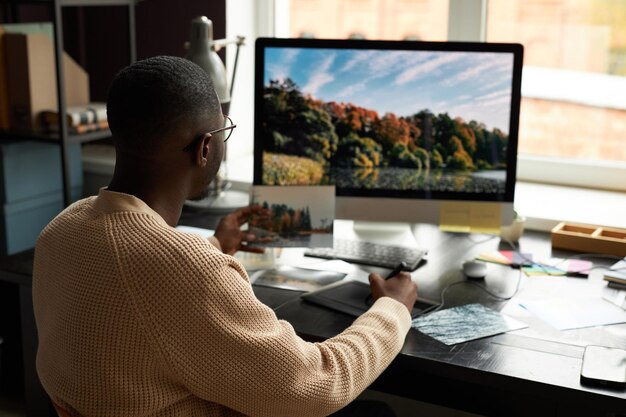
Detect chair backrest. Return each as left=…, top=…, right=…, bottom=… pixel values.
left=52, top=401, right=73, bottom=417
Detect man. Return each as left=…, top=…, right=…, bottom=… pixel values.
left=33, top=56, right=417, bottom=417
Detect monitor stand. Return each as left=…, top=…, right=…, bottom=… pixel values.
left=352, top=221, right=412, bottom=235
left=350, top=221, right=417, bottom=247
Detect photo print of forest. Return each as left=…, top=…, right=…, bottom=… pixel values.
left=249, top=185, right=335, bottom=248
left=262, top=47, right=515, bottom=194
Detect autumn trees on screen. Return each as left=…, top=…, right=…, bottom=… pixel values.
left=262, top=78, right=508, bottom=185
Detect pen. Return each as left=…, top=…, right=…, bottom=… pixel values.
left=366, top=261, right=408, bottom=305
left=385, top=261, right=408, bottom=280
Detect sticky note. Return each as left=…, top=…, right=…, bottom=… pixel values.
left=439, top=202, right=471, bottom=232
left=469, top=202, right=502, bottom=234
left=439, top=202, right=502, bottom=234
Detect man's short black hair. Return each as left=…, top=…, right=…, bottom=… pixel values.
left=107, top=55, right=221, bottom=154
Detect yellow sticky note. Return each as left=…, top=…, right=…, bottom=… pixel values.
left=439, top=202, right=502, bottom=234
left=439, top=202, right=471, bottom=233
left=469, top=202, right=502, bottom=234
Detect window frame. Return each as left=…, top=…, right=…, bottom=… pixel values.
left=226, top=0, right=626, bottom=192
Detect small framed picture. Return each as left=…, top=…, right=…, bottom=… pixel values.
left=249, top=185, right=335, bottom=248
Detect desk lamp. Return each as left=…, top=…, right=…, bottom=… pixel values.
left=184, top=16, right=247, bottom=213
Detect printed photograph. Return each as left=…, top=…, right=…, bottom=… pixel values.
left=261, top=47, right=514, bottom=194
left=249, top=185, right=335, bottom=248
left=250, top=265, right=346, bottom=292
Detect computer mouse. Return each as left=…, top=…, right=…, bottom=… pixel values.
left=462, top=260, right=487, bottom=279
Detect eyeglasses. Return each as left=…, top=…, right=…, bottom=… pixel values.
left=182, top=115, right=237, bottom=152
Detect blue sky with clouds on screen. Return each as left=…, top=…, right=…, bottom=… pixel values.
left=264, top=47, right=514, bottom=134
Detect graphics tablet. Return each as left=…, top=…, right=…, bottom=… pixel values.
left=301, top=280, right=439, bottom=318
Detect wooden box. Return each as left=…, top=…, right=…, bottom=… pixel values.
left=4, top=32, right=89, bottom=130
left=551, top=222, right=626, bottom=257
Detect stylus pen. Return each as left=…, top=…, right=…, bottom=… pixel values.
left=366, top=261, right=408, bottom=305
left=385, top=262, right=408, bottom=280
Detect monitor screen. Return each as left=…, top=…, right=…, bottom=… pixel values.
left=254, top=38, right=523, bottom=223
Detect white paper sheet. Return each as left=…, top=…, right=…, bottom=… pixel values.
left=520, top=298, right=626, bottom=330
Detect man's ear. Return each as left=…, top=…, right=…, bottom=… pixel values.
left=194, top=133, right=212, bottom=167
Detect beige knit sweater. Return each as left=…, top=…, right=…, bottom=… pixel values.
left=32, top=189, right=412, bottom=417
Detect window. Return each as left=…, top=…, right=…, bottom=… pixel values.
left=486, top=0, right=626, bottom=190
left=287, top=0, right=449, bottom=41
left=227, top=0, right=626, bottom=192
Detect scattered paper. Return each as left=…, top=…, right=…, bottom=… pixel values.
left=277, top=253, right=371, bottom=283
left=250, top=265, right=346, bottom=292
left=610, top=258, right=626, bottom=271
left=520, top=298, right=626, bottom=330
left=602, top=286, right=626, bottom=310
left=296, top=259, right=357, bottom=275
left=607, top=258, right=626, bottom=281
left=411, top=303, right=527, bottom=345
left=234, top=250, right=277, bottom=271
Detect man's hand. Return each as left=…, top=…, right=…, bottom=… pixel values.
left=368, top=271, right=418, bottom=313
left=213, top=205, right=269, bottom=255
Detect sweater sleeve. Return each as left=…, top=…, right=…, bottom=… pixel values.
left=113, top=221, right=411, bottom=417
left=207, top=236, right=222, bottom=252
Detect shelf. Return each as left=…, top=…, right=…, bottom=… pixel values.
left=0, top=0, right=52, bottom=4
left=1, top=0, right=135, bottom=209
left=60, top=0, right=137, bottom=6
left=0, top=0, right=137, bottom=6
left=67, top=129, right=112, bottom=143
left=0, top=129, right=111, bottom=144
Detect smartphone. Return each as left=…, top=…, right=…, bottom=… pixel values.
left=580, top=345, right=626, bottom=390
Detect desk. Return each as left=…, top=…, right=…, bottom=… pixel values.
left=249, top=223, right=626, bottom=417
left=2, top=218, right=625, bottom=417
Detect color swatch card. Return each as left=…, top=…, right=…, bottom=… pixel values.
left=521, top=258, right=592, bottom=277
left=411, top=303, right=527, bottom=345
left=476, top=250, right=532, bottom=266
left=476, top=251, right=593, bottom=277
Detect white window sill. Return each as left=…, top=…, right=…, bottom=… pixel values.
left=227, top=155, right=626, bottom=232
left=515, top=182, right=626, bottom=231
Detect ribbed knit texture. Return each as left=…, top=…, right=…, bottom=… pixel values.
left=32, top=189, right=412, bottom=417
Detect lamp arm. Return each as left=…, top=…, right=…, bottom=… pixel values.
left=211, top=35, right=245, bottom=52
left=211, top=36, right=245, bottom=103
left=229, top=40, right=243, bottom=99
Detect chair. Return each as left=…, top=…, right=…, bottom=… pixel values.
left=52, top=401, right=73, bottom=417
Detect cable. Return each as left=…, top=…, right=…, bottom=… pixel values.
left=465, top=234, right=499, bottom=245
left=419, top=240, right=624, bottom=317
left=424, top=268, right=523, bottom=316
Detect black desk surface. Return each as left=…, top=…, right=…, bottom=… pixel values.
left=2, top=218, right=625, bottom=417
left=248, top=224, right=626, bottom=417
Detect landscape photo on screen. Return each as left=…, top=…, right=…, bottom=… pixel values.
left=262, top=47, right=514, bottom=194
left=249, top=185, right=335, bottom=248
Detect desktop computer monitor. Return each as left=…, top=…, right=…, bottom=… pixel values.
left=254, top=38, right=523, bottom=225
